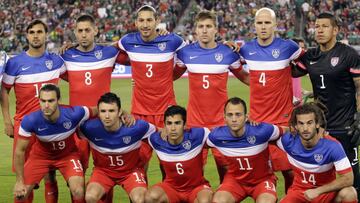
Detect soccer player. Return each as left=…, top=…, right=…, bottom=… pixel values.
left=239, top=7, right=302, bottom=191
left=145, top=105, right=213, bottom=203
left=79, top=92, right=156, bottom=203
left=0, top=50, right=8, bottom=84
left=116, top=5, right=186, bottom=172
left=278, top=102, right=358, bottom=203
left=61, top=14, right=120, bottom=172
left=208, top=97, right=279, bottom=203
left=13, top=84, right=88, bottom=203
left=1, top=20, right=65, bottom=202
left=293, top=12, right=360, bottom=198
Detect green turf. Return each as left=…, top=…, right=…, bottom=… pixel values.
left=0, top=77, right=312, bottom=202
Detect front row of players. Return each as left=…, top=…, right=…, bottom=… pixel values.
left=14, top=84, right=358, bottom=203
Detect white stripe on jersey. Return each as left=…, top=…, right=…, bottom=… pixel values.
left=287, top=154, right=335, bottom=173
left=269, top=125, right=280, bottom=141
left=290, top=48, right=302, bottom=60
left=211, top=142, right=268, bottom=157
left=127, top=51, right=174, bottom=63
left=2, top=69, right=62, bottom=85
left=19, top=126, right=32, bottom=137
left=175, top=41, right=187, bottom=52
left=79, top=107, right=90, bottom=126
left=186, top=64, right=231, bottom=74
left=65, top=57, right=116, bottom=71
left=155, top=143, right=203, bottom=162
left=144, top=123, right=156, bottom=139
left=334, top=157, right=352, bottom=172
left=89, top=140, right=141, bottom=154
left=246, top=59, right=290, bottom=71
left=20, top=126, right=77, bottom=142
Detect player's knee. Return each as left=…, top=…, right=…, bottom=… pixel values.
left=144, top=190, right=161, bottom=203
left=85, top=192, right=99, bottom=203
left=70, top=186, right=84, bottom=199
left=336, top=186, right=357, bottom=202
left=212, top=192, right=232, bottom=203
left=256, top=193, right=277, bottom=203
left=131, top=192, right=146, bottom=203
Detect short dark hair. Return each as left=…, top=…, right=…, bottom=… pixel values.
left=289, top=102, right=327, bottom=129
left=317, top=12, right=341, bottom=28
left=136, top=5, right=158, bottom=19
left=26, top=19, right=48, bottom=33
left=195, top=10, right=218, bottom=27
left=224, top=97, right=247, bottom=114
left=97, top=92, right=121, bottom=109
left=164, top=105, right=186, bottom=124
left=39, top=84, right=60, bottom=100
left=76, top=14, right=96, bottom=25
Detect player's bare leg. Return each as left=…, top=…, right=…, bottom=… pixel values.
left=144, top=186, right=168, bottom=203
left=334, top=186, right=358, bottom=203
left=256, top=193, right=276, bottom=203
left=212, top=191, right=235, bottom=203
left=43, top=170, right=58, bottom=203
left=14, top=184, right=36, bottom=203
left=129, top=187, right=147, bottom=203
left=85, top=182, right=105, bottom=203
left=68, top=176, right=85, bottom=203
left=281, top=170, right=294, bottom=193
left=194, top=188, right=213, bottom=203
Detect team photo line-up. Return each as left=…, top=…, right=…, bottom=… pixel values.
left=1, top=3, right=359, bottom=203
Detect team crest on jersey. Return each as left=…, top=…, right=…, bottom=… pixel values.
left=122, top=136, right=131, bottom=144
left=94, top=50, right=103, bottom=59
left=331, top=57, right=339, bottom=67
left=63, top=121, right=72, bottom=130
left=314, top=153, right=323, bottom=163
left=45, top=60, right=53, bottom=70
left=272, top=49, right=280, bottom=58
left=215, top=53, right=223, bottom=63
left=247, top=135, right=256, bottom=144
left=182, top=140, right=192, bottom=150
left=158, top=42, right=167, bottom=51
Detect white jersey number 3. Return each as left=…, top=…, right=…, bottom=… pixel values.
left=146, top=64, right=153, bottom=78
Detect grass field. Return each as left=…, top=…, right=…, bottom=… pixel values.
left=0, top=77, right=313, bottom=202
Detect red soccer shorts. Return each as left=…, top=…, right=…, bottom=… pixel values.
left=280, top=188, right=337, bottom=203
left=217, top=175, right=277, bottom=202
left=269, top=143, right=292, bottom=171
left=12, top=119, right=36, bottom=172
left=88, top=167, right=147, bottom=194
left=154, top=182, right=212, bottom=202
left=74, top=132, right=90, bottom=171
left=23, top=153, right=84, bottom=185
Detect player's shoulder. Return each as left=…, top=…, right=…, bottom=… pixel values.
left=209, top=126, right=229, bottom=140
left=280, top=132, right=296, bottom=146
left=123, top=119, right=150, bottom=132
left=187, top=127, right=207, bottom=140
left=120, top=32, right=138, bottom=43
left=336, top=42, right=358, bottom=55
left=95, top=44, right=118, bottom=54
left=60, top=105, right=86, bottom=116
left=81, top=117, right=102, bottom=129
left=322, top=135, right=343, bottom=148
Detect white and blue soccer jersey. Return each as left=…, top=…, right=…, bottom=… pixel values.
left=148, top=127, right=210, bottom=190
left=62, top=45, right=119, bottom=106
left=2, top=51, right=65, bottom=120
left=207, top=123, right=280, bottom=185
left=277, top=133, right=352, bottom=190
left=80, top=119, right=155, bottom=176
left=19, top=106, right=90, bottom=158
left=240, top=38, right=301, bottom=125
left=118, top=33, right=185, bottom=115
left=0, top=51, right=9, bottom=83
left=176, top=42, right=242, bottom=128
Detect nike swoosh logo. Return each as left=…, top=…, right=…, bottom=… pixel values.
left=95, top=138, right=103, bottom=141
left=249, top=52, right=257, bottom=55
left=134, top=45, right=140, bottom=48
left=38, top=127, right=47, bottom=131
left=189, top=56, right=198, bottom=59
left=309, top=61, right=317, bottom=65
left=351, top=162, right=358, bottom=166
left=72, top=55, right=81, bottom=58
left=21, top=66, right=31, bottom=71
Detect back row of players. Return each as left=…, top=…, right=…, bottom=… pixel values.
left=1, top=4, right=359, bottom=203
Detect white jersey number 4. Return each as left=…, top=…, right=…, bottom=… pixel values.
left=259, top=72, right=266, bottom=86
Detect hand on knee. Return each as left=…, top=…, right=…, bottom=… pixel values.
left=144, top=190, right=161, bottom=203
left=71, top=187, right=84, bottom=200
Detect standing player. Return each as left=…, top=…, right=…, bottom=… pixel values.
left=208, top=97, right=279, bottom=203
left=173, top=10, right=249, bottom=182
left=293, top=12, right=360, bottom=198
left=278, top=103, right=358, bottom=203
left=117, top=5, right=186, bottom=170
left=61, top=14, right=120, bottom=173
left=239, top=7, right=302, bottom=191
left=13, top=84, right=88, bottom=203
left=1, top=20, right=65, bottom=202
left=0, top=50, right=8, bottom=84
left=79, top=92, right=156, bottom=203
left=145, top=105, right=213, bottom=203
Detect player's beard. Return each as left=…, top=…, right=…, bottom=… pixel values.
left=29, top=42, right=44, bottom=50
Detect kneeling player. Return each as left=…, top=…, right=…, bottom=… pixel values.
left=145, top=105, right=213, bottom=203
left=208, top=97, right=279, bottom=203
left=13, top=84, right=87, bottom=203
left=278, top=103, right=358, bottom=203
left=79, top=93, right=156, bottom=203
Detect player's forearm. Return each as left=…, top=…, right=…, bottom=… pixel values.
left=316, top=172, right=353, bottom=195
left=14, top=149, right=25, bottom=182
left=353, top=77, right=360, bottom=111
left=0, top=88, right=12, bottom=124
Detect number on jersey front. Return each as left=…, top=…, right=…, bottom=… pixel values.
left=51, top=141, right=66, bottom=150
left=203, top=75, right=209, bottom=89
left=320, top=74, right=326, bottom=89
left=236, top=157, right=253, bottom=170
left=85, top=71, right=92, bottom=85
left=259, top=72, right=266, bottom=86
left=301, top=171, right=316, bottom=185
left=146, top=64, right=153, bottom=78
left=176, top=163, right=184, bottom=175
left=108, top=155, right=124, bottom=166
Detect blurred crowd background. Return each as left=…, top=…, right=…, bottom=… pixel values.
left=0, top=0, right=359, bottom=54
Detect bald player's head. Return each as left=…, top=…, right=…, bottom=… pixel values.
left=255, top=7, right=276, bottom=23
left=254, top=7, right=277, bottom=45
